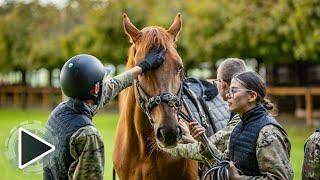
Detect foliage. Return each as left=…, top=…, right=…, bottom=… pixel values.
left=0, top=0, right=319, bottom=78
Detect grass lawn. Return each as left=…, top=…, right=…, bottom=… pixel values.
left=0, top=108, right=315, bottom=180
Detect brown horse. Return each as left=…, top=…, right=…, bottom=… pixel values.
left=112, top=13, right=198, bottom=179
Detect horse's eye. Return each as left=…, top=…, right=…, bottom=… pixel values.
left=133, top=48, right=137, bottom=55
left=178, top=66, right=183, bottom=72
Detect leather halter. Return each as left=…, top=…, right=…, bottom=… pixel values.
left=134, top=72, right=185, bottom=125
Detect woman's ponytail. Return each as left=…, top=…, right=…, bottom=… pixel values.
left=262, top=98, right=274, bottom=110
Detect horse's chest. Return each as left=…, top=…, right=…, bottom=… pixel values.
left=119, top=157, right=196, bottom=180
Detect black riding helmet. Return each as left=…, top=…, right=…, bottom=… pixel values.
left=60, top=54, right=110, bottom=101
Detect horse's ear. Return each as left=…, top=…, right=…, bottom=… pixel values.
left=123, top=13, right=141, bottom=43
left=167, top=13, right=182, bottom=41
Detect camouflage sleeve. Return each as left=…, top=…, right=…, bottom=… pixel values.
left=68, top=125, right=105, bottom=180
left=302, top=131, right=320, bottom=180
left=102, top=71, right=134, bottom=106
left=239, top=125, right=293, bottom=180
left=163, top=137, right=225, bottom=166
left=163, top=114, right=240, bottom=164
left=162, top=142, right=204, bottom=161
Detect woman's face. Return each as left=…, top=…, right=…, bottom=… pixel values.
left=227, top=79, right=256, bottom=114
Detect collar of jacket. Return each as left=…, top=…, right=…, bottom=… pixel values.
left=241, top=104, right=267, bottom=125
left=66, top=98, right=93, bottom=119
left=230, top=112, right=236, bottom=121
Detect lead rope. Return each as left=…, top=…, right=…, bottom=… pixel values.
left=177, top=110, right=221, bottom=163
left=178, top=93, right=243, bottom=180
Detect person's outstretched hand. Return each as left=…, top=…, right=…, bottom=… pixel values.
left=137, top=47, right=166, bottom=73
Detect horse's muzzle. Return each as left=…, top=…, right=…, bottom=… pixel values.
left=156, top=125, right=182, bottom=147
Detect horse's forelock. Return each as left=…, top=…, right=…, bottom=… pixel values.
left=140, top=27, right=172, bottom=51
left=126, top=26, right=174, bottom=69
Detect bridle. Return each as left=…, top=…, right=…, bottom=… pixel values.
left=134, top=70, right=186, bottom=126
left=132, top=45, right=190, bottom=126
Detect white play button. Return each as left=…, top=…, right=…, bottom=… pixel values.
left=18, top=128, right=55, bottom=169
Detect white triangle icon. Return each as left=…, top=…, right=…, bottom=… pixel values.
left=18, top=128, right=55, bottom=169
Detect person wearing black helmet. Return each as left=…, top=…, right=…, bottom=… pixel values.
left=43, top=47, right=165, bottom=180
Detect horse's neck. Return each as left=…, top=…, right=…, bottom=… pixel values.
left=121, top=86, right=155, bottom=156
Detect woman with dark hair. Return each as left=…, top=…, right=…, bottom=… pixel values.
left=189, top=71, right=293, bottom=179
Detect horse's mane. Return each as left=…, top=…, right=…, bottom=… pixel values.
left=126, top=26, right=175, bottom=69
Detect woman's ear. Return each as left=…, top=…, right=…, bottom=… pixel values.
left=248, top=91, right=258, bottom=103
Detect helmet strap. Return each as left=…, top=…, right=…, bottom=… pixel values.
left=89, top=80, right=105, bottom=115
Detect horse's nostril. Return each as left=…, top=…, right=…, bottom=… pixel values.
left=156, top=127, right=165, bottom=142
left=156, top=126, right=181, bottom=146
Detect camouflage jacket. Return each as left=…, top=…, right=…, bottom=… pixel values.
left=302, top=130, right=320, bottom=180
left=163, top=113, right=241, bottom=162
left=202, top=124, right=293, bottom=180
left=67, top=72, right=134, bottom=179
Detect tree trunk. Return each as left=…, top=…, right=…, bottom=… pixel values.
left=48, top=68, right=53, bottom=87
left=256, top=58, right=262, bottom=73
left=21, top=69, right=27, bottom=86
left=20, top=69, right=27, bottom=109
left=210, top=62, right=217, bottom=79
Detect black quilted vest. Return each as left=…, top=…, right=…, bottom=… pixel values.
left=229, top=104, right=285, bottom=176
left=43, top=98, right=93, bottom=180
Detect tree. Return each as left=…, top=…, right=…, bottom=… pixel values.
left=289, top=0, right=320, bottom=61
left=0, top=1, right=63, bottom=85
left=0, top=0, right=319, bottom=84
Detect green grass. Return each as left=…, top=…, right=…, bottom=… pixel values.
left=0, top=108, right=315, bottom=180
left=286, top=126, right=314, bottom=180
left=0, top=108, right=118, bottom=180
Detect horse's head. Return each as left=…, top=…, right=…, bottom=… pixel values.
left=124, top=13, right=183, bottom=148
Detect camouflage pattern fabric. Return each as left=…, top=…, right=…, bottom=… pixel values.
left=68, top=126, right=104, bottom=180
left=302, top=131, right=320, bottom=180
